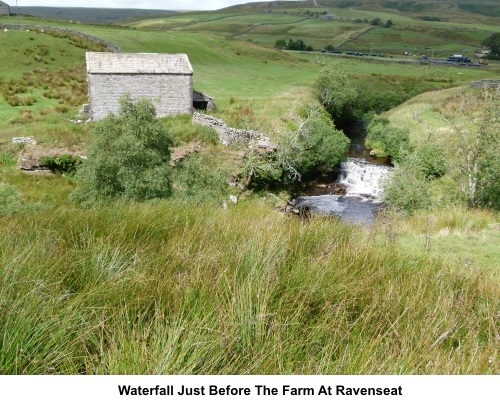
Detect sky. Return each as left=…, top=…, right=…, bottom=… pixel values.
left=14, top=1, right=299, bottom=11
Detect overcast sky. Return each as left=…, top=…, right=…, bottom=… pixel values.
left=15, top=1, right=296, bottom=11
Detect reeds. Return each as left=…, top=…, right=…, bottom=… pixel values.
left=0, top=201, right=498, bottom=374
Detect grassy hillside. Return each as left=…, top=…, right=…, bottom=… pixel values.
left=16, top=7, right=176, bottom=25
left=225, top=0, right=500, bottom=20
left=119, top=2, right=499, bottom=58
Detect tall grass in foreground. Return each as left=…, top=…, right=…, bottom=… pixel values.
left=0, top=201, right=498, bottom=374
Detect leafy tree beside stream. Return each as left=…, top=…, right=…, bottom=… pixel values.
left=365, top=116, right=410, bottom=162
left=70, top=96, right=174, bottom=205
left=243, top=107, right=349, bottom=188
left=314, top=65, right=359, bottom=125
left=442, top=88, right=500, bottom=208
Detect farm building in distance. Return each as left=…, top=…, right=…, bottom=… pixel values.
left=0, top=1, right=10, bottom=15
left=86, top=52, right=193, bottom=121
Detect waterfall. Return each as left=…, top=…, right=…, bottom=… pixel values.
left=290, top=123, right=393, bottom=224
left=339, top=158, right=392, bottom=200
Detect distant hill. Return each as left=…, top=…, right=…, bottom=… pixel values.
left=16, top=7, right=177, bottom=25
left=221, top=0, right=500, bottom=19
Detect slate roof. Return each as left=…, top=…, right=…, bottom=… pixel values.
left=86, top=53, right=193, bottom=75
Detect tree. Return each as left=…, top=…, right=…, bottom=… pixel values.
left=383, top=19, right=393, bottom=28
left=382, top=152, right=432, bottom=213
left=314, top=64, right=359, bottom=124
left=482, top=32, right=500, bottom=59
left=366, top=116, right=409, bottom=161
left=274, top=39, right=287, bottom=49
left=70, top=96, right=174, bottom=205
left=414, top=143, right=447, bottom=179
left=275, top=38, right=310, bottom=51
left=242, top=106, right=349, bottom=188
left=287, top=38, right=307, bottom=51
left=293, top=109, right=350, bottom=174
left=442, top=88, right=500, bottom=208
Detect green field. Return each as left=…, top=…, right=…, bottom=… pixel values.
left=0, top=2, right=499, bottom=375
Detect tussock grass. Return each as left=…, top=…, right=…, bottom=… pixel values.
left=402, top=207, right=493, bottom=234
left=377, top=206, right=500, bottom=275
left=0, top=201, right=498, bottom=374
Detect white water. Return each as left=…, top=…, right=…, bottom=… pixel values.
left=339, top=158, right=392, bottom=200
left=292, top=158, right=392, bottom=224
left=292, top=123, right=393, bottom=224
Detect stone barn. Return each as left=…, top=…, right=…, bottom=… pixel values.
left=0, top=1, right=10, bottom=15
left=86, top=52, right=193, bottom=121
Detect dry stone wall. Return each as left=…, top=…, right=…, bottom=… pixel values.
left=470, top=79, right=500, bottom=89
left=0, top=24, right=120, bottom=52
left=193, top=111, right=270, bottom=146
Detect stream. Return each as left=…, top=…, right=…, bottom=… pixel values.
left=291, top=121, right=393, bottom=224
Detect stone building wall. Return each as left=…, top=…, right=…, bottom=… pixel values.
left=0, top=2, right=10, bottom=15
left=87, top=73, right=193, bottom=120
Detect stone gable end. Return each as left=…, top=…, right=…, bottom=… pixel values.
left=0, top=1, right=10, bottom=15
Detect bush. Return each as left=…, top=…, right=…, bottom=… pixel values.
left=70, top=97, right=174, bottom=205
left=483, top=32, right=500, bottom=59
left=366, top=116, right=409, bottom=161
left=274, top=38, right=312, bottom=51
left=414, top=143, right=447, bottom=179
left=274, top=39, right=287, bottom=49
left=314, top=65, right=358, bottom=125
left=40, top=154, right=81, bottom=174
left=294, top=114, right=350, bottom=175
left=173, top=154, right=229, bottom=203
left=382, top=153, right=432, bottom=213
left=242, top=108, right=350, bottom=189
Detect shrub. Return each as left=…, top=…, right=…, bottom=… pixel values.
left=274, top=38, right=312, bottom=51
left=314, top=65, right=358, bottom=125
left=482, top=33, right=500, bottom=59
left=242, top=108, right=350, bottom=188
left=414, top=143, right=447, bottom=179
left=70, top=97, right=174, bottom=205
left=366, top=116, right=409, bottom=161
left=274, top=39, right=287, bottom=49
left=40, top=154, right=81, bottom=174
left=294, top=114, right=350, bottom=175
left=173, top=154, right=229, bottom=203
left=382, top=153, right=432, bottom=212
